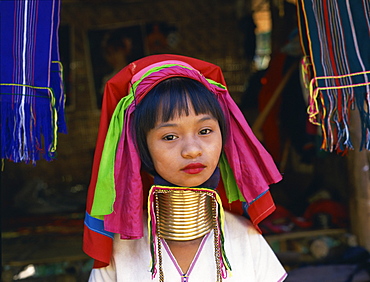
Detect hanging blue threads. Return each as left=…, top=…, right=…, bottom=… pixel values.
left=0, top=0, right=66, bottom=164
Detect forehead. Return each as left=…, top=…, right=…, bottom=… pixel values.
left=155, top=109, right=217, bottom=127
left=155, top=96, right=215, bottom=123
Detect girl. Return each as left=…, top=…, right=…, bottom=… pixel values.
left=84, top=54, right=287, bottom=281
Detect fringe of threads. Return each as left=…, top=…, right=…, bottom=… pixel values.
left=51, top=60, right=67, bottom=134
left=148, top=187, right=158, bottom=279
left=0, top=85, right=58, bottom=163
left=303, top=66, right=370, bottom=151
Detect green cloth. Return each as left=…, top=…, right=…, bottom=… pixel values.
left=91, top=94, right=134, bottom=217
left=219, top=153, right=245, bottom=202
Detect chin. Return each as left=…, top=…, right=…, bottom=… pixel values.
left=178, top=179, right=208, bottom=188
left=169, top=171, right=213, bottom=187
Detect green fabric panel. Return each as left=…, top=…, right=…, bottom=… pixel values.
left=91, top=94, right=134, bottom=215
left=129, top=64, right=192, bottom=96
left=206, top=78, right=226, bottom=89
left=219, top=153, right=245, bottom=202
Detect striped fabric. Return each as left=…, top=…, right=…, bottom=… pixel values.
left=0, top=0, right=66, bottom=163
left=297, top=0, right=370, bottom=151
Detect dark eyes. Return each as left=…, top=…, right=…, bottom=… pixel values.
left=163, top=135, right=177, bottom=141
left=162, top=128, right=213, bottom=141
left=199, top=128, right=212, bottom=135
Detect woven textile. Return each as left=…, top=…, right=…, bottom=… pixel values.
left=0, top=0, right=66, bottom=163
left=298, top=0, right=370, bottom=151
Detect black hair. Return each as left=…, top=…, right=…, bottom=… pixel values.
left=133, top=77, right=227, bottom=173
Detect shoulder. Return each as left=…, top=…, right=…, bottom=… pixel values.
left=224, top=211, right=260, bottom=237
left=224, top=210, right=280, bottom=255
left=223, top=211, right=268, bottom=262
left=223, top=211, right=287, bottom=281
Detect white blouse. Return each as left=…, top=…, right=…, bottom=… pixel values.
left=89, top=211, right=287, bottom=282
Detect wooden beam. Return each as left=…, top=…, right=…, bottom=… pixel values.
left=347, top=108, right=370, bottom=251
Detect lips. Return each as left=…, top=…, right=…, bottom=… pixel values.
left=181, top=163, right=206, bottom=174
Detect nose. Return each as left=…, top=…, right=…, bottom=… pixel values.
left=181, top=137, right=202, bottom=159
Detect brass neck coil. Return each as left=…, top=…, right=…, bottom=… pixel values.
left=155, top=189, right=213, bottom=241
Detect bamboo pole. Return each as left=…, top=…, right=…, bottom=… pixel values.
left=252, top=62, right=298, bottom=141
left=347, top=109, right=370, bottom=251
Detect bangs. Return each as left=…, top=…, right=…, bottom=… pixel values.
left=156, top=77, right=223, bottom=123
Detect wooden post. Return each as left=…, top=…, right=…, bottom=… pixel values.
left=347, top=109, right=370, bottom=251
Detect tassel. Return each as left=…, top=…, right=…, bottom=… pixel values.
left=0, top=85, right=58, bottom=163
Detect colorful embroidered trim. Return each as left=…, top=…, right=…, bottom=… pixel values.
left=84, top=212, right=114, bottom=239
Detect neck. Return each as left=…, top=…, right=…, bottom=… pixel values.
left=155, top=188, right=214, bottom=241
left=148, top=182, right=227, bottom=281
left=152, top=168, right=219, bottom=241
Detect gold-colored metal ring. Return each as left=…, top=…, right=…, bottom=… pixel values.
left=156, top=189, right=213, bottom=241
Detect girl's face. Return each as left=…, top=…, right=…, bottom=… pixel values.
left=146, top=105, right=222, bottom=187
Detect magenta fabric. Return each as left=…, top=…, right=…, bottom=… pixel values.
left=105, top=103, right=144, bottom=238
left=219, top=92, right=282, bottom=198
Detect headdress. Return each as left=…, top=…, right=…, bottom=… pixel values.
left=83, top=54, right=282, bottom=268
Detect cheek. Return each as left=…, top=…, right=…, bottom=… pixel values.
left=149, top=146, right=170, bottom=172
left=212, top=145, right=223, bottom=165
left=210, top=135, right=223, bottom=160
